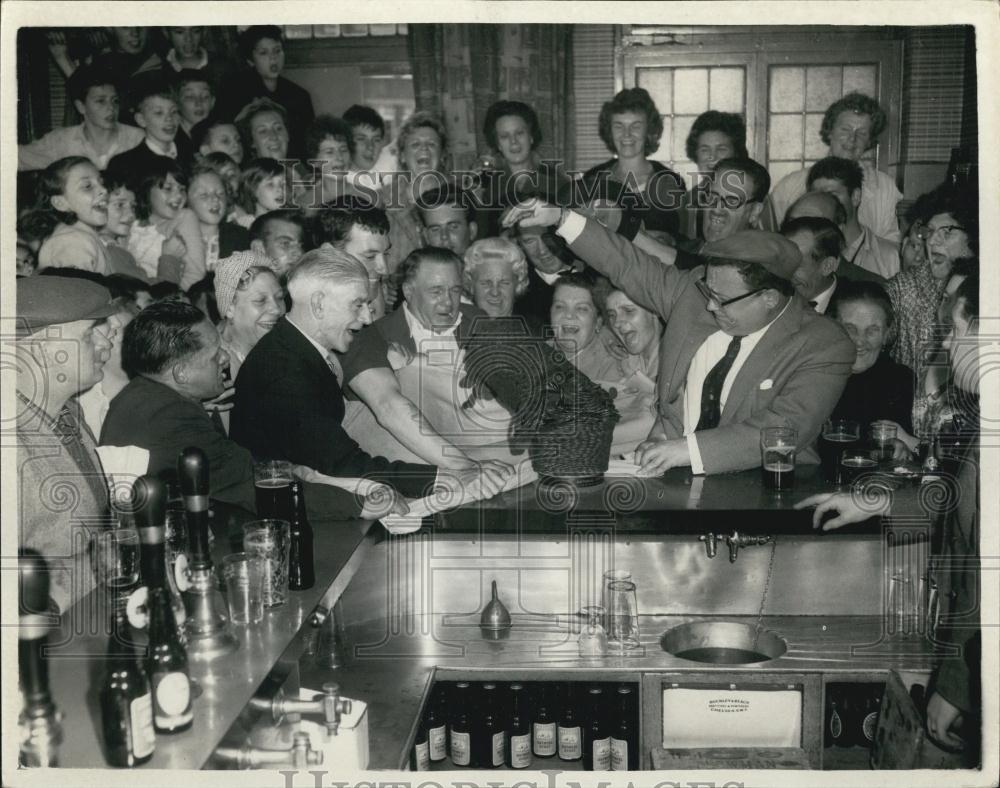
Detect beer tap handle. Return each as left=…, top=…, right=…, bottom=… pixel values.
left=133, top=475, right=166, bottom=531
left=179, top=447, right=212, bottom=568
left=18, top=550, right=63, bottom=767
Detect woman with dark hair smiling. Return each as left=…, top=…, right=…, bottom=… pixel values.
left=679, top=111, right=749, bottom=241
left=579, top=88, right=684, bottom=239
left=479, top=100, right=569, bottom=236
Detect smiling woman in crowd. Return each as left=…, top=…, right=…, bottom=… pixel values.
left=549, top=271, right=624, bottom=385
left=580, top=87, right=684, bottom=239
left=462, top=237, right=529, bottom=319
left=826, top=280, right=914, bottom=440
left=235, top=97, right=291, bottom=162
left=383, top=111, right=450, bottom=275
left=679, top=111, right=749, bottom=241
left=214, top=251, right=285, bottom=383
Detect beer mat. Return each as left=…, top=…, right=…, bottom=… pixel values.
left=95, top=444, right=150, bottom=501
left=609, top=457, right=660, bottom=477
left=382, top=459, right=538, bottom=533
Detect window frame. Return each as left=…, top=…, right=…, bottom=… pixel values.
left=617, top=28, right=903, bottom=177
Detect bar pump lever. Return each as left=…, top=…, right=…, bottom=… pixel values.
left=726, top=530, right=773, bottom=563
left=18, top=549, right=63, bottom=767
left=266, top=682, right=352, bottom=735
left=698, top=532, right=719, bottom=559
left=178, top=446, right=237, bottom=659
left=214, top=732, right=323, bottom=769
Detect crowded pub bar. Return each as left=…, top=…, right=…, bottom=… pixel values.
left=5, top=7, right=996, bottom=787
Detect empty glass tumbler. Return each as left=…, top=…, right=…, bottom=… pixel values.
left=606, top=580, right=640, bottom=651
left=242, top=520, right=290, bottom=608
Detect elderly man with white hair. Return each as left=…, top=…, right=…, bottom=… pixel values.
left=231, top=246, right=509, bottom=507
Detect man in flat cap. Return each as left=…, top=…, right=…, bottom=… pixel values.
left=15, top=276, right=118, bottom=612
left=504, top=200, right=856, bottom=476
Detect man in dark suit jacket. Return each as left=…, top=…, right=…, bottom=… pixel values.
left=505, top=201, right=856, bottom=476
left=102, top=300, right=363, bottom=519
left=511, top=222, right=582, bottom=328
left=781, top=190, right=887, bottom=286
left=231, top=248, right=508, bottom=503
left=781, top=215, right=885, bottom=314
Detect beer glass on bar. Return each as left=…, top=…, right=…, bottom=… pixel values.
left=760, top=426, right=797, bottom=492
left=870, top=420, right=897, bottom=463
left=93, top=528, right=141, bottom=597
left=819, top=419, right=861, bottom=483
left=253, top=460, right=295, bottom=520
left=839, top=451, right=878, bottom=487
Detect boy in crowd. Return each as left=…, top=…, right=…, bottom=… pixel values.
left=344, top=104, right=395, bottom=190
left=218, top=25, right=315, bottom=159
left=175, top=70, right=217, bottom=146
left=106, top=73, right=194, bottom=174
left=18, top=63, right=144, bottom=171
left=191, top=116, right=244, bottom=164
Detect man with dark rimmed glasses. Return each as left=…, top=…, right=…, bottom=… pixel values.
left=503, top=200, right=857, bottom=477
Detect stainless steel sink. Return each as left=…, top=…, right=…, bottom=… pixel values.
left=660, top=621, right=787, bottom=664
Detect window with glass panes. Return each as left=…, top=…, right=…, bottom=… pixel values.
left=619, top=33, right=901, bottom=189
left=767, top=63, right=878, bottom=185
left=636, top=65, right=747, bottom=182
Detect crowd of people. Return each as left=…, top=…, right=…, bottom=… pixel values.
left=14, top=25, right=982, bottom=755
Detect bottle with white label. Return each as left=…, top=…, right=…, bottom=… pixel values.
left=476, top=683, right=505, bottom=768
left=507, top=684, right=532, bottom=769
left=426, top=688, right=447, bottom=762
left=532, top=684, right=556, bottom=757
left=557, top=683, right=582, bottom=761
left=412, top=717, right=429, bottom=770
left=610, top=684, right=638, bottom=770
left=583, top=686, right=611, bottom=770
left=99, top=604, right=155, bottom=767
left=135, top=476, right=193, bottom=734
left=450, top=682, right=472, bottom=767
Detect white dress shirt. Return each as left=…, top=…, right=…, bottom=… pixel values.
left=682, top=300, right=790, bottom=474
left=810, top=277, right=838, bottom=314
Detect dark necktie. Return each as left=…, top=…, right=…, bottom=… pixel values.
left=696, top=335, right=742, bottom=432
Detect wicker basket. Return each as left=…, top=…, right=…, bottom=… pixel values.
left=462, top=317, right=620, bottom=484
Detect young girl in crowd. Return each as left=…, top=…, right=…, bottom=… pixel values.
left=98, top=168, right=183, bottom=283
left=187, top=165, right=250, bottom=271
left=127, top=158, right=206, bottom=288
left=36, top=156, right=111, bottom=274
left=234, top=157, right=286, bottom=229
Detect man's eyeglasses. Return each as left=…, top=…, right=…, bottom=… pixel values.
left=695, top=276, right=764, bottom=308
left=705, top=191, right=751, bottom=210
left=917, top=224, right=966, bottom=243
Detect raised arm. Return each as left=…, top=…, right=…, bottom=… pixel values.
left=504, top=200, right=692, bottom=321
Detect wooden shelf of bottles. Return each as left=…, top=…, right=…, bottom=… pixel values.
left=412, top=680, right=641, bottom=773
